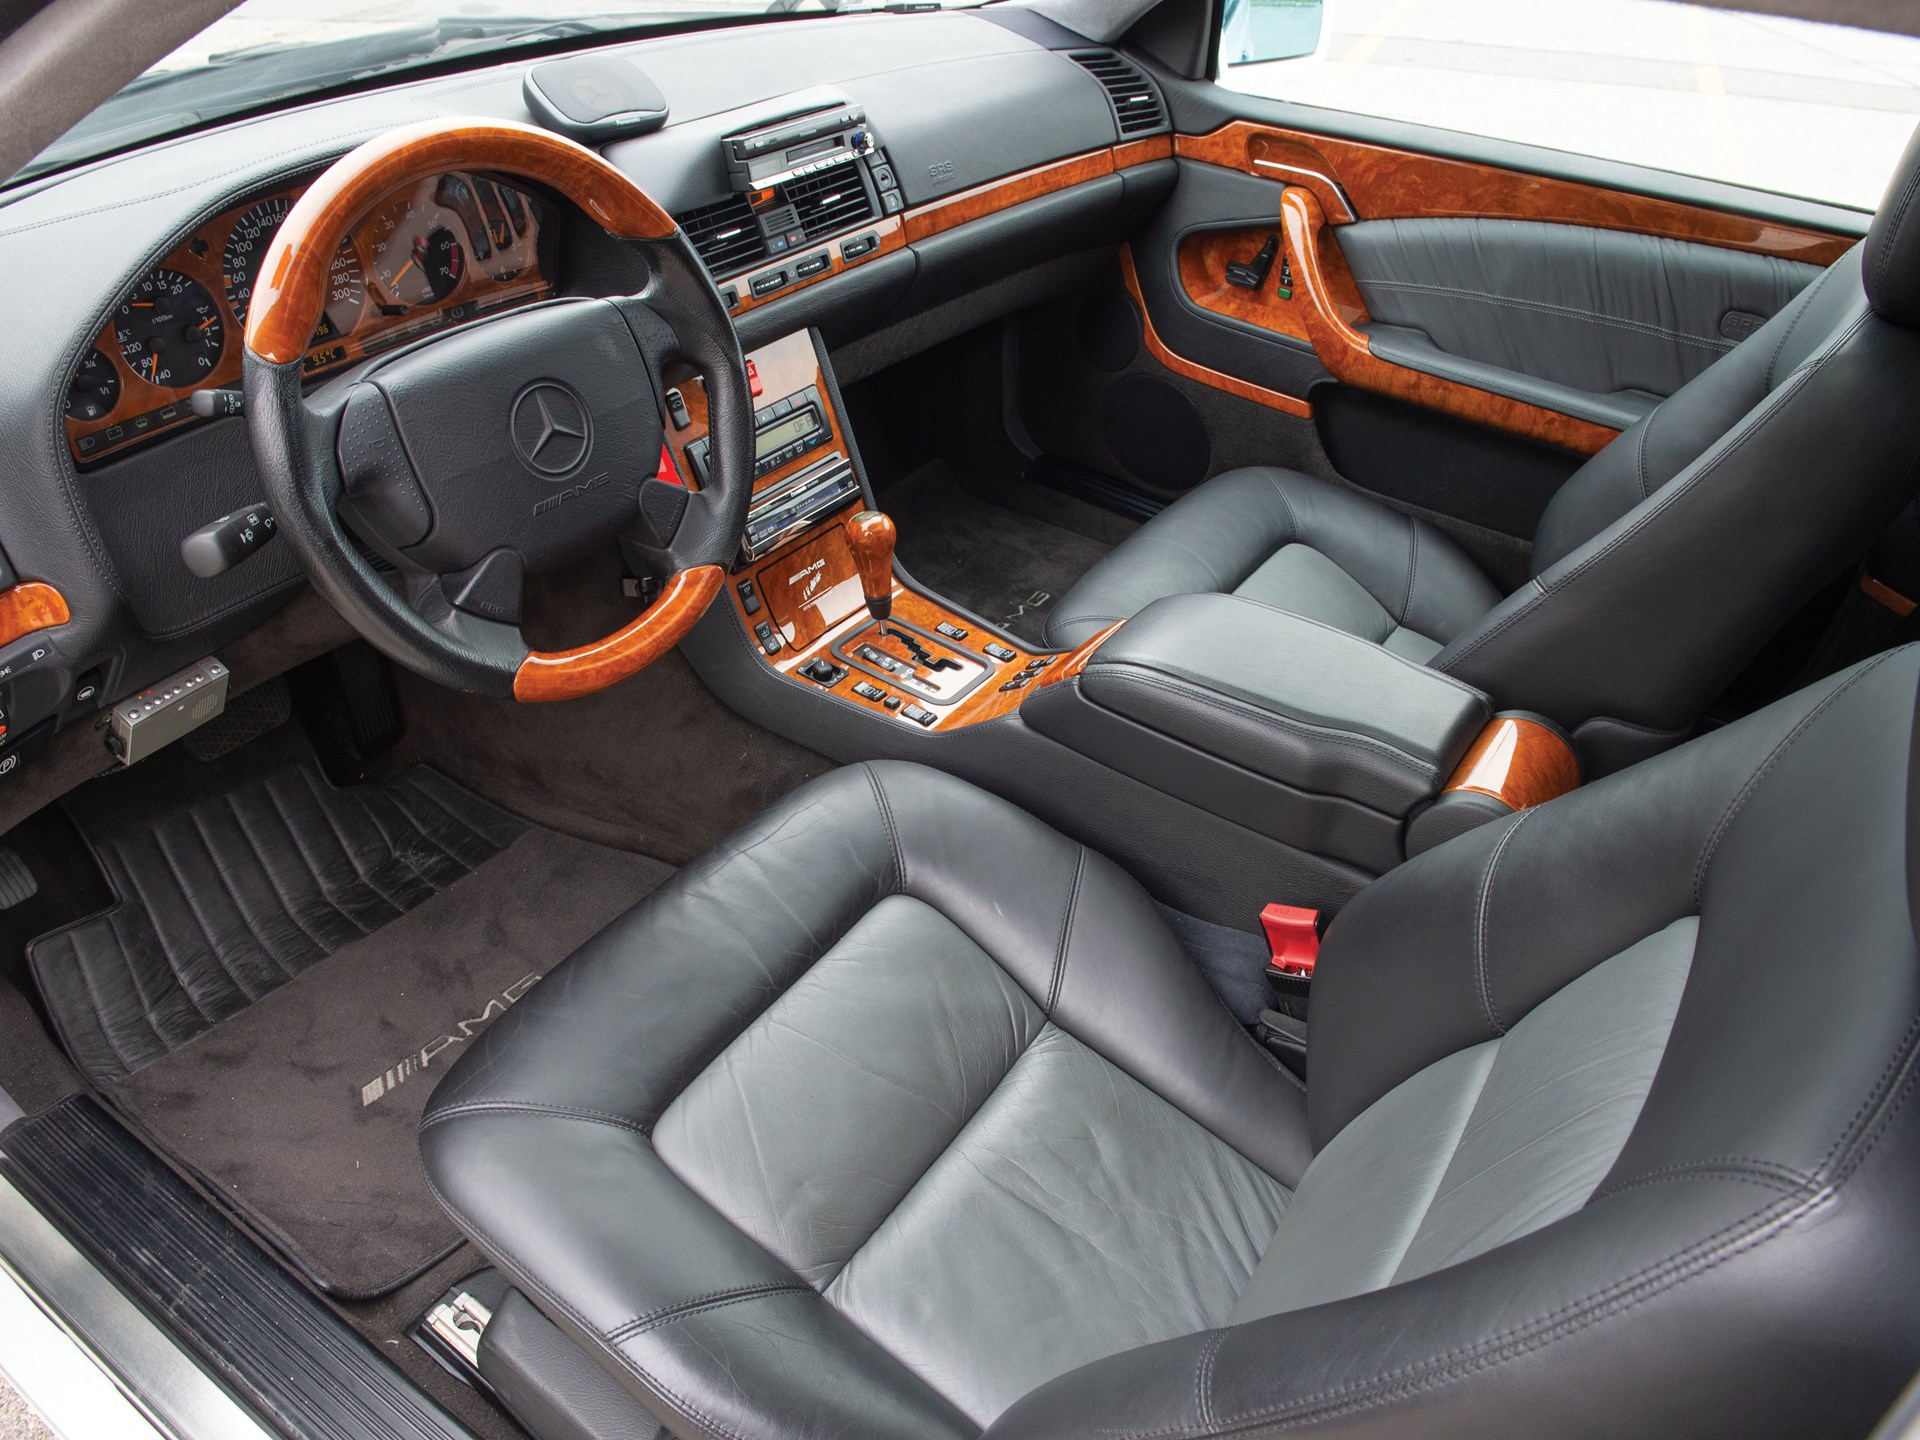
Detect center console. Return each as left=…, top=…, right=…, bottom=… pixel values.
left=673, top=328, right=1579, bottom=929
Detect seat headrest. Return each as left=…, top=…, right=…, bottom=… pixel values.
left=1866, top=121, right=1920, bottom=327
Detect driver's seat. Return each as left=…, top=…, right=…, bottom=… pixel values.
left=421, top=647, right=1920, bottom=1439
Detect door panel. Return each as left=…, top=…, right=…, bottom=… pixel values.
left=1119, top=117, right=1858, bottom=483
left=1338, top=216, right=1822, bottom=429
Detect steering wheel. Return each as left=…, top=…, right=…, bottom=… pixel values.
left=241, top=118, right=754, bottom=701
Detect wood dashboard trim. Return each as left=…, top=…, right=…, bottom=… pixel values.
left=1443, top=716, right=1580, bottom=811
left=724, top=217, right=906, bottom=320
left=1177, top=122, right=1853, bottom=265
left=1118, top=246, right=1314, bottom=420
left=1278, top=189, right=1619, bottom=454
left=0, top=582, right=71, bottom=650
left=902, top=136, right=1173, bottom=245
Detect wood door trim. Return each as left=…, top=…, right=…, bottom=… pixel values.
left=1177, top=122, right=1853, bottom=265
left=1118, top=245, right=1313, bottom=420
left=902, top=136, right=1173, bottom=244
left=1278, top=189, right=1619, bottom=453
left=1444, top=715, right=1580, bottom=810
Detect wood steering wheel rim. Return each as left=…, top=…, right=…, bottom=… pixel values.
left=244, top=118, right=736, bottom=704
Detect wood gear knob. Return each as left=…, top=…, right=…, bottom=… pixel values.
left=845, top=510, right=897, bottom=621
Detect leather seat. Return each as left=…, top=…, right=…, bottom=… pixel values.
left=1047, top=125, right=1920, bottom=774
left=422, top=645, right=1920, bottom=1440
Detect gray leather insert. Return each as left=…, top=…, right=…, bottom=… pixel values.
left=1340, top=217, right=1819, bottom=416
left=654, top=896, right=1043, bottom=1289
left=826, top=1023, right=1289, bottom=1426
left=1232, top=917, right=1697, bottom=1321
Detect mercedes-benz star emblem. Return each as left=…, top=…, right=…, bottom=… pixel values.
left=510, top=381, right=593, bottom=477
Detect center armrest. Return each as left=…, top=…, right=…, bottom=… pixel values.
left=1024, top=593, right=1493, bottom=875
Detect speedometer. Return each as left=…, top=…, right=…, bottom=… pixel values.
left=366, top=194, right=466, bottom=309
left=114, top=269, right=224, bottom=388
left=224, top=197, right=366, bottom=340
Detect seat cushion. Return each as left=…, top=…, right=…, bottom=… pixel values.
left=1043, top=466, right=1502, bottom=654
left=420, top=761, right=1312, bottom=1439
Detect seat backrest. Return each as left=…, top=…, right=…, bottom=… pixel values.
left=1429, top=125, right=1920, bottom=774
left=988, top=645, right=1920, bottom=1440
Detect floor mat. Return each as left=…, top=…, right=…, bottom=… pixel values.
left=886, top=461, right=1130, bottom=646
left=28, top=738, right=673, bottom=1296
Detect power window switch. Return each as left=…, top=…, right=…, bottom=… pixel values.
left=901, top=704, right=936, bottom=727
left=850, top=680, right=886, bottom=701
left=754, top=620, right=781, bottom=655
left=983, top=642, right=1017, bottom=662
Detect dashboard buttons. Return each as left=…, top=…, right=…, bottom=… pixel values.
left=753, top=621, right=781, bottom=655
left=982, top=642, right=1018, bottom=662
left=850, top=680, right=886, bottom=702
left=901, top=704, right=936, bottom=727
left=749, top=270, right=790, bottom=299
left=935, top=621, right=969, bottom=641
left=665, top=387, right=691, bottom=429
left=840, top=233, right=879, bottom=262
left=737, top=578, right=761, bottom=615
left=800, top=657, right=846, bottom=686
left=879, top=191, right=905, bottom=216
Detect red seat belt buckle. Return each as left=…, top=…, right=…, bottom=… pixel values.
left=1261, top=903, right=1320, bottom=979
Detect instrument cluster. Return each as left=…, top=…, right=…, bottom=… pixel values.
left=65, top=171, right=558, bottom=465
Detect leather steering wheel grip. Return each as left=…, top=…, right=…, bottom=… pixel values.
left=241, top=118, right=746, bottom=701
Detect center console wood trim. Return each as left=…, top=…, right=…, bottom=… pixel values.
left=1176, top=121, right=1853, bottom=266
left=1443, top=715, right=1580, bottom=811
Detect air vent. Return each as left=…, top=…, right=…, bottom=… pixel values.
left=677, top=193, right=767, bottom=275
left=787, top=159, right=876, bottom=241
left=1070, top=50, right=1169, bottom=136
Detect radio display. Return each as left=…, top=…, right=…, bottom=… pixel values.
left=756, top=406, right=821, bottom=460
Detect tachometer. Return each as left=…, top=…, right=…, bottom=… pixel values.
left=65, top=347, right=120, bottom=421
left=224, top=197, right=367, bottom=342
left=114, top=269, right=224, bottom=388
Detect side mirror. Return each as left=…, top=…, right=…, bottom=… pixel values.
left=1221, top=0, right=1325, bottom=66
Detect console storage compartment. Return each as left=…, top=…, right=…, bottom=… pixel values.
left=1023, top=594, right=1493, bottom=875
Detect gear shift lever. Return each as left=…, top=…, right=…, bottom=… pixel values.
left=845, top=510, right=897, bottom=622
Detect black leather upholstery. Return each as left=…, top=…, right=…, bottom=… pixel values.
left=424, top=646, right=1920, bottom=1439
left=1024, top=593, right=1491, bottom=873
left=1868, top=121, right=1920, bottom=327
left=1049, top=131, right=1920, bottom=773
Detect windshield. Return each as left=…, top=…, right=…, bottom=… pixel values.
left=15, top=0, right=988, bottom=187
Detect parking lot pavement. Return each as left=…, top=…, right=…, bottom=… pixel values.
left=0, top=1375, right=50, bottom=1440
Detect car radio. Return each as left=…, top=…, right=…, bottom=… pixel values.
left=726, top=105, right=877, bottom=192
left=684, top=380, right=861, bottom=561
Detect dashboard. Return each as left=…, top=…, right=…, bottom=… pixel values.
left=64, top=171, right=558, bottom=465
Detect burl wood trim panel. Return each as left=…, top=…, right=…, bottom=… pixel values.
left=1177, top=122, right=1852, bottom=265
left=1444, top=715, right=1580, bottom=811
left=902, top=137, right=1173, bottom=244
left=248, top=118, right=674, bottom=362
left=1279, top=189, right=1619, bottom=453
left=0, top=583, right=71, bottom=648
left=1118, top=246, right=1313, bottom=420
left=1176, top=226, right=1312, bottom=344
left=724, top=516, right=1126, bottom=731
left=514, top=565, right=724, bottom=701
